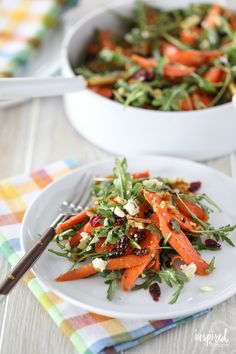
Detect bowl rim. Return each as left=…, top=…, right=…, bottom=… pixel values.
left=61, top=0, right=233, bottom=116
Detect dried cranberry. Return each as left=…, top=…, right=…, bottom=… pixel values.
left=149, top=283, right=161, bottom=302
left=133, top=229, right=146, bottom=243
left=133, top=248, right=149, bottom=256
left=165, top=260, right=172, bottom=268
left=132, top=69, right=153, bottom=81
left=119, top=235, right=129, bottom=250
left=90, top=215, right=101, bottom=227
left=189, top=181, right=202, bottom=193
left=108, top=248, right=124, bottom=258
left=205, top=239, right=221, bottom=249
left=181, top=217, right=186, bottom=223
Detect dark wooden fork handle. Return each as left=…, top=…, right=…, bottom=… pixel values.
left=0, top=214, right=65, bottom=296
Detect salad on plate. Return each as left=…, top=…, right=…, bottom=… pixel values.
left=75, top=1, right=236, bottom=111
left=50, top=159, right=236, bottom=304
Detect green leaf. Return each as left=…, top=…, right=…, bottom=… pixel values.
left=169, top=220, right=181, bottom=233
left=169, top=284, right=184, bottom=304
left=107, top=279, right=117, bottom=301
left=113, top=158, right=133, bottom=199
left=206, top=257, right=215, bottom=274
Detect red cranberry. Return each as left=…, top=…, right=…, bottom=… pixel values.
left=132, top=69, right=154, bottom=81
left=149, top=283, right=161, bottom=301
left=108, top=248, right=124, bottom=258
left=189, top=181, right=202, bottom=193
left=90, top=215, right=101, bottom=227
left=205, top=239, right=221, bottom=249
left=119, top=235, right=129, bottom=250
left=133, top=229, right=146, bottom=243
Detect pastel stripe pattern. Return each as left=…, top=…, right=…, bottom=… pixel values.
left=0, top=160, right=209, bottom=354
left=0, top=0, right=78, bottom=76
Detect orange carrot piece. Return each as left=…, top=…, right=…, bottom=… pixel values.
left=175, top=197, right=208, bottom=221
left=181, top=92, right=212, bottom=111
left=204, top=67, right=225, bottom=83
left=156, top=208, right=209, bottom=275
left=69, top=222, right=94, bottom=247
left=164, top=63, right=196, bottom=78
left=99, top=30, right=116, bottom=50
left=120, top=230, right=159, bottom=290
left=56, top=211, right=89, bottom=234
left=55, top=254, right=153, bottom=282
left=131, top=54, right=156, bottom=70
left=95, top=238, right=116, bottom=253
left=55, top=263, right=97, bottom=281
left=229, top=14, right=236, bottom=31
left=107, top=254, right=153, bottom=270
left=143, top=190, right=162, bottom=210
left=203, top=4, right=222, bottom=29
left=180, top=29, right=199, bottom=45
left=139, top=202, right=149, bottom=218
left=132, top=170, right=150, bottom=179
left=90, top=86, right=113, bottom=98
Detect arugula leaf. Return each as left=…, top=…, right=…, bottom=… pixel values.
left=206, top=257, right=215, bottom=274
left=113, top=158, right=133, bottom=199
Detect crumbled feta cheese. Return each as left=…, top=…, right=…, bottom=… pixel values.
left=103, top=217, right=109, bottom=226
left=64, top=242, right=71, bottom=250
left=200, top=286, right=214, bottom=292
left=92, top=258, right=107, bottom=272
left=124, top=199, right=139, bottom=216
left=180, top=263, right=197, bottom=280
left=143, top=179, right=164, bottom=189
left=78, top=232, right=91, bottom=250
left=160, top=201, right=166, bottom=209
left=113, top=206, right=125, bottom=218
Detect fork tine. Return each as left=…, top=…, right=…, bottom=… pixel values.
left=71, top=173, right=93, bottom=207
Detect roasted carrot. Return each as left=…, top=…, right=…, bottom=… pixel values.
left=163, top=63, right=196, bottom=78
left=131, top=54, right=156, bottom=70
left=132, top=170, right=150, bottom=179
left=95, top=237, right=116, bottom=253
left=120, top=230, right=159, bottom=290
left=229, top=14, right=236, bottom=31
left=143, top=190, right=162, bottom=210
left=99, top=30, right=116, bottom=50
left=55, top=254, right=153, bottom=282
left=180, top=29, right=201, bottom=45
left=55, top=263, right=97, bottom=281
left=156, top=208, right=209, bottom=275
left=181, top=92, right=212, bottom=110
left=56, top=210, right=89, bottom=234
left=139, top=201, right=149, bottom=218
left=204, top=67, right=225, bottom=83
left=175, top=196, right=208, bottom=221
left=69, top=222, right=94, bottom=247
left=203, top=4, right=222, bottom=29
left=90, top=86, right=113, bottom=98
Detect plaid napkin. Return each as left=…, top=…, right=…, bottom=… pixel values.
left=0, top=160, right=209, bottom=354
left=0, top=0, right=77, bottom=77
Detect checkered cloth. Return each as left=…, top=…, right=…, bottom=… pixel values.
left=0, top=160, right=209, bottom=354
left=0, top=0, right=77, bottom=77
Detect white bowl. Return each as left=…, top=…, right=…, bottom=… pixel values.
left=61, top=0, right=236, bottom=161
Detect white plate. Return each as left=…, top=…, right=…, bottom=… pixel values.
left=0, top=22, right=64, bottom=109
left=21, top=156, right=236, bottom=320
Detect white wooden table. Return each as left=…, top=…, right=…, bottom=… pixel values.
left=1, top=2, right=236, bottom=353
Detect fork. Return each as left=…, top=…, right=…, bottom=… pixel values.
left=0, top=173, right=93, bottom=303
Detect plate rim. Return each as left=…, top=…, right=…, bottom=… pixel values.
left=20, top=155, right=236, bottom=319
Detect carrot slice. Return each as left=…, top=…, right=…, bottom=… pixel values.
left=143, top=190, right=162, bottom=210
left=180, top=29, right=202, bottom=45
left=120, top=230, right=159, bottom=290
left=90, top=86, right=113, bottom=98
left=181, top=92, right=212, bottom=111
left=139, top=201, right=149, bottom=218
left=204, top=67, right=225, bottom=83
left=175, top=197, right=208, bottom=221
left=131, top=54, right=156, bottom=70
left=229, top=14, right=236, bottom=31
left=156, top=208, right=209, bottom=275
left=164, top=63, right=196, bottom=78
left=56, top=211, right=89, bottom=234
left=99, top=30, right=116, bottom=50
left=55, top=254, right=153, bottom=282
left=69, top=222, right=94, bottom=247
left=95, top=237, right=116, bottom=253
left=203, top=4, right=222, bottom=29
left=132, top=170, right=150, bottom=179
